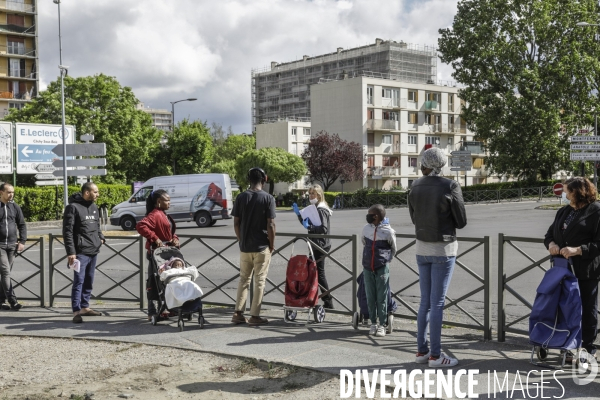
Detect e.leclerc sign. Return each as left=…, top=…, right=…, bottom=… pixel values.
left=16, top=123, right=75, bottom=174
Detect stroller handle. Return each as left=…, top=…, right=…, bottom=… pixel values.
left=290, top=237, right=315, bottom=260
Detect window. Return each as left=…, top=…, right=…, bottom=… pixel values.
left=426, top=114, right=434, bottom=124
left=408, top=135, right=417, bottom=145
left=367, top=155, right=374, bottom=167
left=366, top=86, right=374, bottom=104
left=392, top=180, right=400, bottom=187
left=448, top=94, right=454, bottom=110
left=303, top=144, right=309, bottom=151
left=448, top=138, right=453, bottom=146
left=426, top=136, right=441, bottom=145
left=382, top=88, right=392, bottom=98
left=383, top=156, right=398, bottom=167
left=408, top=179, right=415, bottom=188
left=382, top=135, right=392, bottom=144
left=427, top=92, right=440, bottom=102
left=291, top=143, right=297, bottom=154
left=409, top=157, right=418, bottom=167
left=291, top=127, right=297, bottom=137
left=408, top=113, right=417, bottom=124
left=303, top=128, right=311, bottom=137
left=383, top=111, right=398, bottom=121
left=134, top=186, right=153, bottom=202
left=408, top=90, right=418, bottom=102
left=449, top=115, right=455, bottom=125
left=367, top=109, right=374, bottom=119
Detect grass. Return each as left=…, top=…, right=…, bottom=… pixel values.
left=236, top=359, right=258, bottom=375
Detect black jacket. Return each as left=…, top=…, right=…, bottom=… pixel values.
left=408, top=176, right=467, bottom=242
left=63, top=193, right=104, bottom=256
left=297, top=204, right=332, bottom=251
left=544, top=202, right=600, bottom=281
left=0, top=201, right=26, bottom=246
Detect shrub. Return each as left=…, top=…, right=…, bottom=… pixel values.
left=461, top=180, right=559, bottom=192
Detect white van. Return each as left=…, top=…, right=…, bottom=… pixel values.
left=110, top=174, right=233, bottom=230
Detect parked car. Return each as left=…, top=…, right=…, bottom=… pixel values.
left=110, top=174, right=233, bottom=230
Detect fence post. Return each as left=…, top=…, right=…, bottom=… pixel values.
left=475, top=190, right=478, bottom=204
left=39, top=236, right=45, bottom=307
left=539, top=187, right=542, bottom=201
left=48, top=234, right=54, bottom=307
left=497, top=190, right=500, bottom=203
left=483, top=236, right=492, bottom=340
left=497, top=233, right=505, bottom=342
left=518, top=188, right=522, bottom=202
left=139, top=236, right=146, bottom=311
left=352, top=234, right=358, bottom=314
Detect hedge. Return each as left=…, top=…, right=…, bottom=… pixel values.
left=14, top=184, right=132, bottom=222
left=461, top=180, right=559, bottom=192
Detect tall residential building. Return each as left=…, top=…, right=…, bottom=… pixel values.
left=137, top=102, right=172, bottom=132
left=0, top=0, right=38, bottom=117
left=251, top=38, right=438, bottom=130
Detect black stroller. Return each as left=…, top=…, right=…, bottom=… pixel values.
left=352, top=271, right=398, bottom=331
left=147, top=246, right=205, bottom=331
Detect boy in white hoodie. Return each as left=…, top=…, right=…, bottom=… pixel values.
left=362, top=204, right=396, bottom=337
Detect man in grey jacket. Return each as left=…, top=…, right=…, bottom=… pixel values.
left=408, top=148, right=466, bottom=368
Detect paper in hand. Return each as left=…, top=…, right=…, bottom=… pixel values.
left=68, top=259, right=81, bottom=273
left=299, top=205, right=322, bottom=227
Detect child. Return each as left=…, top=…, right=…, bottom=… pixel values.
left=158, top=257, right=185, bottom=274
left=362, top=204, right=396, bottom=337
left=159, top=257, right=203, bottom=309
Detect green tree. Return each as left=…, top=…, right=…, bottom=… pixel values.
left=5, top=74, right=163, bottom=184
left=235, top=147, right=306, bottom=195
left=167, top=119, right=214, bottom=175
left=210, top=134, right=256, bottom=180
left=438, top=0, right=600, bottom=181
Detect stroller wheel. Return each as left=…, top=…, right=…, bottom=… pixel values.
left=313, top=305, right=326, bottom=323
left=151, top=315, right=158, bottom=326
left=285, top=310, right=297, bottom=322
left=387, top=315, right=394, bottom=334
left=187, top=314, right=193, bottom=321
left=537, top=347, right=548, bottom=361
left=178, top=319, right=184, bottom=332
left=198, top=316, right=205, bottom=329
left=352, top=312, right=359, bottom=330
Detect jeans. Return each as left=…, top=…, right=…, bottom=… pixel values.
left=235, top=248, right=272, bottom=316
left=312, top=247, right=332, bottom=301
left=71, top=254, right=97, bottom=312
left=146, top=252, right=158, bottom=315
left=416, top=255, right=456, bottom=357
left=0, top=244, right=17, bottom=304
left=579, top=280, right=599, bottom=354
left=363, top=265, right=389, bottom=326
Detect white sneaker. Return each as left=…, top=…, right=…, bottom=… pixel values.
left=375, top=326, right=386, bottom=337
left=428, top=353, right=458, bottom=368
left=369, top=324, right=378, bottom=335
left=415, top=351, right=431, bottom=364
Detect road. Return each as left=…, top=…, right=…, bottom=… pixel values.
left=13, top=201, right=559, bottom=333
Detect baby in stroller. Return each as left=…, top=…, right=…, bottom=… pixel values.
left=158, top=256, right=203, bottom=310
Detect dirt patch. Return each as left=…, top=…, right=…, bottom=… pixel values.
left=0, top=336, right=340, bottom=400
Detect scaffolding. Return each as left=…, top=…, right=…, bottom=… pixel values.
left=251, top=39, right=438, bottom=130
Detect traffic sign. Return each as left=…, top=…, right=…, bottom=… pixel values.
left=51, top=143, right=106, bottom=157
left=34, top=174, right=57, bottom=180
left=52, top=158, right=107, bottom=168
left=553, top=183, right=563, bottom=196
left=570, top=136, right=600, bottom=142
left=16, top=123, right=75, bottom=174
left=53, top=168, right=107, bottom=177
left=451, top=151, right=472, bottom=156
left=0, top=122, right=12, bottom=174
left=579, top=129, right=590, bottom=134
left=450, top=167, right=471, bottom=171
left=34, top=180, right=64, bottom=186
left=80, top=134, right=94, bottom=142
left=571, top=144, right=600, bottom=150
left=570, top=153, right=600, bottom=161
left=35, top=164, right=56, bottom=172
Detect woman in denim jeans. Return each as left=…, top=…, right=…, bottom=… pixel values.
left=408, top=148, right=467, bottom=368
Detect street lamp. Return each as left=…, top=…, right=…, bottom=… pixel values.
left=54, top=0, right=69, bottom=209
left=169, top=98, right=197, bottom=174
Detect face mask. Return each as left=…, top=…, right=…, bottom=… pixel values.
left=310, top=198, right=318, bottom=205
left=562, top=192, right=568, bottom=202
left=366, top=214, right=376, bottom=224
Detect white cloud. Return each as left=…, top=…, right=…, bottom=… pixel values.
left=37, top=0, right=460, bottom=134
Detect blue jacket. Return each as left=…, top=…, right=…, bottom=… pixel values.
left=361, top=219, right=397, bottom=271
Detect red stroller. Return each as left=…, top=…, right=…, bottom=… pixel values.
left=283, top=238, right=326, bottom=325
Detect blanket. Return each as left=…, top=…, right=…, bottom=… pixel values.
left=160, top=266, right=203, bottom=309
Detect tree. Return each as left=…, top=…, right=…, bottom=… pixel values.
left=235, top=147, right=306, bottom=195
left=302, top=131, right=365, bottom=190
left=167, top=119, right=214, bottom=175
left=438, top=0, right=600, bottom=181
left=5, top=74, right=164, bottom=184
left=210, top=134, right=256, bottom=180
left=210, top=122, right=233, bottom=147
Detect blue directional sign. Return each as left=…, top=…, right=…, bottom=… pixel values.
left=15, top=123, right=75, bottom=174
left=17, top=145, right=58, bottom=163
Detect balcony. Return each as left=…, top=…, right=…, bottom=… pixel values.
left=425, top=100, right=440, bottom=111
left=0, top=0, right=35, bottom=13
left=0, top=44, right=36, bottom=57
left=366, top=119, right=398, bottom=131
left=459, top=141, right=486, bottom=154
left=0, top=68, right=36, bottom=79
left=0, top=24, right=36, bottom=36
left=0, top=91, right=33, bottom=100
left=366, top=166, right=400, bottom=177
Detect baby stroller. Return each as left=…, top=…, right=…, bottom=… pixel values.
left=529, top=257, right=582, bottom=368
left=282, top=238, right=326, bottom=325
left=148, top=246, right=205, bottom=331
left=352, top=272, right=398, bottom=331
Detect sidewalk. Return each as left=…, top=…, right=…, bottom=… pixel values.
left=0, top=305, right=598, bottom=399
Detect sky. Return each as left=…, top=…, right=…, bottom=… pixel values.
left=37, top=0, right=460, bottom=134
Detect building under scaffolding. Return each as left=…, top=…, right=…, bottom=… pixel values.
left=251, top=38, right=438, bottom=130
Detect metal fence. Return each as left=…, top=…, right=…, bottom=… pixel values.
left=10, top=238, right=45, bottom=306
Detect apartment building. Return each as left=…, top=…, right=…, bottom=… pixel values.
left=311, top=76, right=493, bottom=191
left=255, top=118, right=311, bottom=194
left=0, top=0, right=38, bottom=117
left=251, top=38, right=437, bottom=131
left=137, top=102, right=172, bottom=132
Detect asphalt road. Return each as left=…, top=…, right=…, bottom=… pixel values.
left=13, top=201, right=559, bottom=333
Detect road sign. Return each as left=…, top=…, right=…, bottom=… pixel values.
left=570, top=153, right=600, bottom=161
left=451, top=151, right=472, bottom=156
left=34, top=180, right=64, bottom=186
left=0, top=122, right=12, bottom=173
left=34, top=174, right=57, bottom=180
left=571, top=144, right=600, bottom=150
left=51, top=143, right=106, bottom=157
left=52, top=158, right=107, bottom=168
left=16, top=123, right=75, bottom=174
left=579, top=129, right=590, bottom=134
left=80, top=134, right=94, bottom=142
left=53, top=168, right=107, bottom=177
left=553, top=183, right=563, bottom=196
left=35, top=164, right=56, bottom=172
left=450, top=159, right=472, bottom=166
left=570, top=136, right=600, bottom=142
left=450, top=167, right=471, bottom=171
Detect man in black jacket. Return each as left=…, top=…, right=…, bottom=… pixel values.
left=63, top=182, right=105, bottom=323
left=0, top=183, right=26, bottom=311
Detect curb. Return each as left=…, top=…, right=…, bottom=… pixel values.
left=26, top=220, right=63, bottom=230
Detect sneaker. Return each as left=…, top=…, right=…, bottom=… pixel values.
left=375, top=326, right=386, bottom=337
left=73, top=314, right=83, bottom=324
left=415, top=351, right=431, bottom=364
left=231, top=312, right=247, bottom=324
left=0, top=303, right=9, bottom=311
left=10, top=302, right=22, bottom=311
left=247, top=316, right=268, bottom=326
left=79, top=309, right=101, bottom=316
left=428, top=353, right=458, bottom=368
left=369, top=324, right=378, bottom=335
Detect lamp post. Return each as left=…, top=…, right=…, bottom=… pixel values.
left=169, top=98, right=197, bottom=174
left=53, top=0, right=68, bottom=209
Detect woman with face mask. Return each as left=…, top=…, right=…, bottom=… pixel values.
left=292, top=184, right=334, bottom=309
left=545, top=177, right=600, bottom=362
